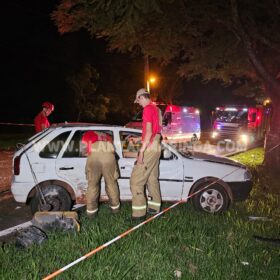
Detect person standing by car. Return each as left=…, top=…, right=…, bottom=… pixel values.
left=82, top=130, right=120, bottom=218
left=130, top=88, right=162, bottom=221
left=34, top=101, right=54, bottom=133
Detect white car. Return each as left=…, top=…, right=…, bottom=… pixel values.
left=11, top=124, right=252, bottom=214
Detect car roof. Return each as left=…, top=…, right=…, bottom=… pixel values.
left=51, top=122, right=119, bottom=128
left=50, top=122, right=142, bottom=132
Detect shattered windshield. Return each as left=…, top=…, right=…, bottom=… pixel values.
left=168, top=142, right=193, bottom=158
left=216, top=110, right=248, bottom=123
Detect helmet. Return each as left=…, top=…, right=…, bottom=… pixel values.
left=42, top=102, right=54, bottom=111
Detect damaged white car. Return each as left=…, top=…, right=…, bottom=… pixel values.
left=11, top=124, right=253, bottom=214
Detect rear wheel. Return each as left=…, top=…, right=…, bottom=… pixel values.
left=30, top=185, right=72, bottom=214
left=192, top=182, right=229, bottom=213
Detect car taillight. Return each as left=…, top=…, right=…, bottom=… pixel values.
left=14, top=155, right=21, bottom=175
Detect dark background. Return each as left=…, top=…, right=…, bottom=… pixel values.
left=1, top=0, right=255, bottom=133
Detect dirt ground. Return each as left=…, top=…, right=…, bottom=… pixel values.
left=0, top=150, right=13, bottom=192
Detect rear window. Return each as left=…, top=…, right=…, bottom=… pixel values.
left=39, top=131, right=71, bottom=158
left=62, top=130, right=114, bottom=158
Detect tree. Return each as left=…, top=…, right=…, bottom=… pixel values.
left=66, top=63, right=109, bottom=121
left=52, top=0, right=280, bottom=173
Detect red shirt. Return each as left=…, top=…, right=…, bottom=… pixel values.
left=81, top=131, right=112, bottom=154
left=142, top=103, right=162, bottom=142
left=34, top=112, right=50, bottom=133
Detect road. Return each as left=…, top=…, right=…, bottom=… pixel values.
left=0, top=140, right=252, bottom=238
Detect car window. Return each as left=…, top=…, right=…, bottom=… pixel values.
left=62, top=130, right=114, bottom=158
left=119, top=131, right=141, bottom=158
left=39, top=131, right=71, bottom=158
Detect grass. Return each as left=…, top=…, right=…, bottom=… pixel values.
left=0, top=132, right=33, bottom=150
left=0, top=148, right=279, bottom=279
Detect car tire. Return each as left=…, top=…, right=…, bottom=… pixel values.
left=192, top=182, right=229, bottom=213
left=30, top=185, right=72, bottom=214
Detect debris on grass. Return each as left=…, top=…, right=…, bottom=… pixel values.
left=32, top=211, right=80, bottom=232
left=15, top=226, right=47, bottom=249
left=174, top=269, right=182, bottom=278
left=248, top=216, right=272, bottom=222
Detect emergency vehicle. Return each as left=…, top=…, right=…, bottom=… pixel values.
left=211, top=105, right=271, bottom=144
left=125, top=104, right=201, bottom=142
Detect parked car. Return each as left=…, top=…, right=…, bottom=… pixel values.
left=11, top=123, right=253, bottom=214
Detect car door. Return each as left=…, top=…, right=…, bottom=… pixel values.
left=118, top=131, right=184, bottom=201
left=55, top=129, right=88, bottom=203
left=117, top=130, right=141, bottom=199
left=55, top=129, right=115, bottom=203
left=159, top=144, right=184, bottom=200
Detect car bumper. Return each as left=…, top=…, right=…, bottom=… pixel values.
left=227, top=180, right=253, bottom=201
left=11, top=182, right=32, bottom=203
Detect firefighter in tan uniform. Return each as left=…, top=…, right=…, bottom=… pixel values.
left=130, top=88, right=162, bottom=220
left=82, top=131, right=120, bottom=218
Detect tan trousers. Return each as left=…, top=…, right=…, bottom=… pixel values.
left=85, top=141, right=120, bottom=214
left=130, top=135, right=161, bottom=217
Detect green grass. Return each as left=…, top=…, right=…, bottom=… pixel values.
left=0, top=148, right=279, bottom=279
left=0, top=133, right=33, bottom=150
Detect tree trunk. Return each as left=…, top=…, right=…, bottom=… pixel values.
left=264, top=92, right=280, bottom=174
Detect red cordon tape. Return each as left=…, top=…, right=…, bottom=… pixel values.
left=43, top=167, right=241, bottom=280
left=0, top=122, right=34, bottom=126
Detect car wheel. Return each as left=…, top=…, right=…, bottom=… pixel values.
left=30, top=185, right=72, bottom=214
left=192, top=182, right=229, bottom=213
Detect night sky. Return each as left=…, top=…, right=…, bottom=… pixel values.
left=1, top=1, right=255, bottom=131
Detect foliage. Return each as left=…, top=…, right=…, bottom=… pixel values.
left=66, top=63, right=110, bottom=121
left=53, top=0, right=280, bottom=98
left=52, top=0, right=280, bottom=170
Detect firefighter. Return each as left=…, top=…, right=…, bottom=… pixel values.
left=34, top=101, right=54, bottom=133
left=129, top=88, right=162, bottom=221
left=82, top=131, right=120, bottom=218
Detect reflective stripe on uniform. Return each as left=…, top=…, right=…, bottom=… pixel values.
left=132, top=205, right=147, bottom=210
left=86, top=208, right=98, bottom=214
left=148, top=201, right=161, bottom=207
left=110, top=203, right=120, bottom=210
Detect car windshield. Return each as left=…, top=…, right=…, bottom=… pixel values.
left=167, top=142, right=193, bottom=158
left=216, top=110, right=247, bottom=123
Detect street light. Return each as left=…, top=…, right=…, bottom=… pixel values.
left=147, top=75, right=157, bottom=92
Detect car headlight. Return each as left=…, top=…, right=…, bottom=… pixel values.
left=212, top=131, right=218, bottom=138
left=240, top=134, right=249, bottom=143
left=244, top=169, right=252, bottom=180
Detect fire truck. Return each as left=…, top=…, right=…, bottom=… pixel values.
left=125, top=104, right=201, bottom=142
left=211, top=105, right=271, bottom=144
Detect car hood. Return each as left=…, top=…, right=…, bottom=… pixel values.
left=186, top=152, right=245, bottom=168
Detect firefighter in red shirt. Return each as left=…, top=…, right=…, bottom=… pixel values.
left=82, top=131, right=120, bottom=218
left=130, top=88, right=162, bottom=221
left=34, top=102, right=54, bottom=133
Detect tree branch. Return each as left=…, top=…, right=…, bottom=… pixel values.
left=230, top=0, right=280, bottom=93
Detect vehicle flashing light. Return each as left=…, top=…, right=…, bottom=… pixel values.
left=183, top=108, right=188, bottom=113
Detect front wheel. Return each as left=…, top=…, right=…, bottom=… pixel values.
left=192, top=182, right=229, bottom=213
left=30, top=185, right=72, bottom=214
